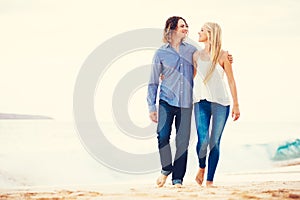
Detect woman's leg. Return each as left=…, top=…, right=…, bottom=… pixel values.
left=194, top=100, right=211, bottom=185
left=206, top=103, right=230, bottom=182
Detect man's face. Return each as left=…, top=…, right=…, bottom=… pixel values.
left=174, top=19, right=188, bottom=39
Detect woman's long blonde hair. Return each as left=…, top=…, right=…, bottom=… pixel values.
left=203, top=22, right=222, bottom=84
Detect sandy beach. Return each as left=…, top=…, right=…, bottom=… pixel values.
left=1, top=121, right=300, bottom=199
left=0, top=180, right=299, bottom=200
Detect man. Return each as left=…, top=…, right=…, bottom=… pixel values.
left=147, top=16, right=196, bottom=187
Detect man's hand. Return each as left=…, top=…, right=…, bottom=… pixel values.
left=227, top=51, right=233, bottom=64
left=149, top=112, right=158, bottom=123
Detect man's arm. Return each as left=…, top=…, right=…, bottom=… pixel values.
left=147, top=53, right=162, bottom=123
left=227, top=51, right=233, bottom=64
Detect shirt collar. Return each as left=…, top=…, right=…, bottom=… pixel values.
left=165, top=41, right=187, bottom=48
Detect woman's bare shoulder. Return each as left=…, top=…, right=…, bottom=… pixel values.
left=193, top=50, right=201, bottom=59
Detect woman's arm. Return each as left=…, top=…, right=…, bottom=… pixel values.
left=220, top=51, right=240, bottom=121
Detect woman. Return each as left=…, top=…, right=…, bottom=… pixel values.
left=193, top=22, right=240, bottom=187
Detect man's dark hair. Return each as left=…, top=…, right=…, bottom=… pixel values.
left=163, top=16, right=188, bottom=43
left=164, top=16, right=188, bottom=31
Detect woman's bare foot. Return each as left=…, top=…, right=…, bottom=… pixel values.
left=156, top=174, right=168, bottom=187
left=195, top=168, right=205, bottom=186
left=206, top=181, right=215, bottom=187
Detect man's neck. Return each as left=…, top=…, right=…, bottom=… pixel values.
left=170, top=38, right=182, bottom=53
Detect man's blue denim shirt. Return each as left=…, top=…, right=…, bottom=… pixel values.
left=147, top=42, right=197, bottom=112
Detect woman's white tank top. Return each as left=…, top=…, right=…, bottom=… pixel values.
left=193, top=57, right=231, bottom=106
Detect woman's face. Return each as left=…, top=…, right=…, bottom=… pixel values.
left=198, top=26, right=208, bottom=42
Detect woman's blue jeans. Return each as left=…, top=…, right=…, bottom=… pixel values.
left=194, top=99, right=230, bottom=181
left=157, top=99, right=192, bottom=185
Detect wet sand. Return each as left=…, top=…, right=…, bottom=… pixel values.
left=0, top=181, right=299, bottom=200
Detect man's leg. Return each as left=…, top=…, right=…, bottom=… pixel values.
left=156, top=100, right=175, bottom=187
left=172, top=106, right=193, bottom=185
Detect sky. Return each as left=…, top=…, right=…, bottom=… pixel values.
left=0, top=0, right=300, bottom=124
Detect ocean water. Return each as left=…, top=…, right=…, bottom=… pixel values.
left=0, top=120, right=299, bottom=188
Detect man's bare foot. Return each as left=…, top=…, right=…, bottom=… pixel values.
left=173, top=183, right=182, bottom=188
left=195, top=168, right=205, bottom=186
left=156, top=174, right=168, bottom=187
left=206, top=181, right=215, bottom=187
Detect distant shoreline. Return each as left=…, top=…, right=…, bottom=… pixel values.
left=0, top=113, right=53, bottom=120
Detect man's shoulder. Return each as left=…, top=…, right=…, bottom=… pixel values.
left=158, top=43, right=169, bottom=50
left=155, top=44, right=170, bottom=55
left=182, top=42, right=197, bottom=51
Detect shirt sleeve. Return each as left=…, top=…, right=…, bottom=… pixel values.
left=147, top=52, right=162, bottom=113
left=192, top=44, right=198, bottom=54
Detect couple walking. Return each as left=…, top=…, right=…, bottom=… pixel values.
left=147, top=16, right=240, bottom=187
